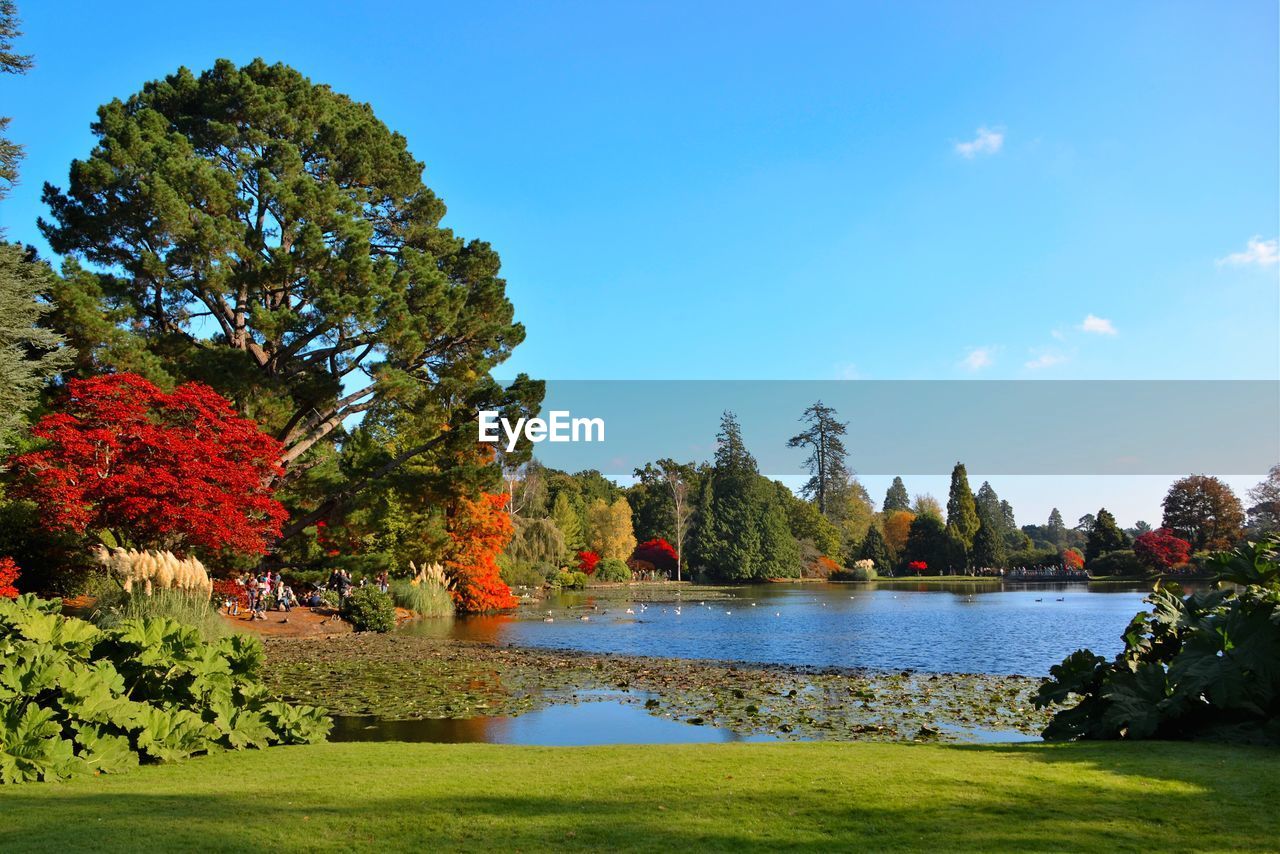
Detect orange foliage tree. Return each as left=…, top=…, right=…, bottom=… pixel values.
left=445, top=492, right=518, bottom=612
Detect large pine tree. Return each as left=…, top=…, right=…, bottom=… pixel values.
left=1085, top=507, right=1129, bottom=564
left=787, top=400, right=850, bottom=520
left=945, top=462, right=980, bottom=567
left=883, top=476, right=910, bottom=512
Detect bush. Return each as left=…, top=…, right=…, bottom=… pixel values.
left=92, top=588, right=226, bottom=641
left=831, top=559, right=877, bottom=581
left=0, top=594, right=330, bottom=783
left=553, top=570, right=590, bottom=590
left=595, top=558, right=631, bottom=583
left=340, top=586, right=397, bottom=632
left=1035, top=535, right=1280, bottom=745
left=1088, top=549, right=1143, bottom=577
left=318, top=589, right=342, bottom=609
left=389, top=578, right=454, bottom=619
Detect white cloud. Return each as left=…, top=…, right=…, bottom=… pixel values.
left=1078, top=314, right=1117, bottom=335
left=1025, top=352, right=1067, bottom=370
left=834, top=362, right=861, bottom=380
left=955, top=126, right=1004, bottom=158
left=961, top=346, right=995, bottom=371
left=1217, top=236, right=1278, bottom=267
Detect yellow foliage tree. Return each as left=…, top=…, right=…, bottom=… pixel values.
left=586, top=497, right=636, bottom=561
left=883, top=509, right=916, bottom=556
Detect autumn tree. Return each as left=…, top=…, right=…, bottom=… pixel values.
left=1133, top=527, right=1191, bottom=574
left=787, top=400, right=850, bottom=520
left=9, top=373, right=287, bottom=555
left=39, top=58, right=541, bottom=541
left=1161, top=475, right=1245, bottom=552
left=882, top=509, right=915, bottom=557
left=632, top=538, right=679, bottom=575
left=445, top=492, right=517, bottom=612
left=1084, top=507, right=1129, bottom=564
left=912, top=493, right=943, bottom=520
left=883, top=476, right=910, bottom=513
left=586, top=497, right=635, bottom=561
left=632, top=459, right=697, bottom=581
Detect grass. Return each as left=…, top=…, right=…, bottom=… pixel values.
left=90, top=587, right=227, bottom=640
left=389, top=578, right=454, bottom=618
left=1, top=741, right=1276, bottom=852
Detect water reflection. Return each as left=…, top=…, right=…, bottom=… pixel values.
left=403, top=581, right=1187, bottom=676
left=329, top=699, right=779, bottom=745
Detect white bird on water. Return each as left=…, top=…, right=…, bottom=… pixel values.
left=625, top=608, right=635, bottom=615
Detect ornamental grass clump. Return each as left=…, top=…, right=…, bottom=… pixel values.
left=0, top=594, right=330, bottom=784
left=390, top=578, right=454, bottom=619
left=1035, top=534, right=1280, bottom=745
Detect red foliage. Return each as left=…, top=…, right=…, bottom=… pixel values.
left=630, top=538, right=679, bottom=573
left=1061, top=548, right=1085, bottom=571
left=0, top=557, right=20, bottom=598
left=809, top=555, right=841, bottom=579
left=9, top=374, right=286, bottom=555
left=1133, top=527, right=1192, bottom=571
left=576, top=550, right=601, bottom=575
left=446, top=492, right=518, bottom=613
left=212, top=578, right=248, bottom=606
left=907, top=560, right=928, bottom=576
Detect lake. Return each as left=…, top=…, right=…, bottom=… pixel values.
left=402, top=581, right=1161, bottom=676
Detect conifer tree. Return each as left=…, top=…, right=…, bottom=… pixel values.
left=857, top=525, right=894, bottom=575
left=787, top=400, right=850, bottom=520
left=945, top=462, right=980, bottom=567
left=1085, top=507, right=1129, bottom=564
left=883, top=476, right=910, bottom=513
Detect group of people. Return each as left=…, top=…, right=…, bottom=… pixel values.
left=223, top=568, right=393, bottom=619
left=222, top=571, right=297, bottom=620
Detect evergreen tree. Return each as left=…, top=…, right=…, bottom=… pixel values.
left=1085, top=507, right=1129, bottom=564
left=39, top=58, right=543, bottom=544
left=0, top=1, right=33, bottom=202
left=757, top=493, right=801, bottom=578
left=883, top=476, right=910, bottom=513
left=904, top=513, right=950, bottom=574
left=550, top=491, right=583, bottom=556
left=971, top=507, right=1007, bottom=570
left=857, top=525, right=893, bottom=576
left=975, top=482, right=1002, bottom=525
left=945, top=462, right=980, bottom=566
left=1046, top=508, right=1066, bottom=546
left=0, top=244, right=72, bottom=454
left=786, top=400, right=850, bottom=519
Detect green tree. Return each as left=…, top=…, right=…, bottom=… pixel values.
left=945, top=462, right=980, bottom=567
left=0, top=246, right=73, bottom=458
left=1247, top=464, right=1280, bottom=534
left=781, top=484, right=842, bottom=560
left=857, top=525, right=893, bottom=576
left=904, top=513, right=949, bottom=574
left=787, top=400, right=850, bottom=519
left=1161, top=475, right=1245, bottom=552
left=1085, top=507, right=1129, bottom=564
left=39, top=58, right=541, bottom=541
left=551, top=491, right=584, bottom=556
left=0, top=1, right=33, bottom=202
left=883, top=476, right=910, bottom=513
left=971, top=507, right=1007, bottom=570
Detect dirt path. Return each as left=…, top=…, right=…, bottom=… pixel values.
left=220, top=605, right=353, bottom=638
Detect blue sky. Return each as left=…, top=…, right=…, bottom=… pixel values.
left=1, top=1, right=1276, bottom=524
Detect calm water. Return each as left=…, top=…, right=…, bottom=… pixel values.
left=404, top=581, right=1161, bottom=676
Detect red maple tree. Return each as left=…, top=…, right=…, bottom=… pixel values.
left=1061, top=548, right=1085, bottom=571
left=446, top=492, right=518, bottom=612
left=0, top=557, right=20, bottom=598
left=631, top=538, right=679, bottom=573
left=9, top=373, right=287, bottom=556
left=1133, top=527, right=1192, bottom=572
left=576, top=550, right=601, bottom=575
left=907, top=560, right=927, bottom=576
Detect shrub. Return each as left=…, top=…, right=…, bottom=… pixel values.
left=1035, top=535, right=1280, bottom=745
left=0, top=594, right=330, bottom=783
left=553, top=570, right=590, bottom=590
left=1088, top=549, right=1143, bottom=577
left=832, top=559, right=877, bottom=581
left=340, top=586, right=397, bottom=632
left=0, top=557, right=19, bottom=598
left=92, top=588, right=226, bottom=641
left=389, top=578, right=454, bottom=619
left=576, top=550, right=600, bottom=575
left=318, top=589, right=342, bottom=609
left=595, top=558, right=631, bottom=583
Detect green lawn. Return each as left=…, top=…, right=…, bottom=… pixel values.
left=2, top=741, right=1276, bottom=852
